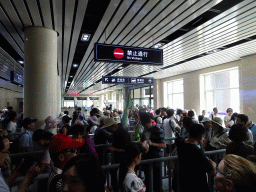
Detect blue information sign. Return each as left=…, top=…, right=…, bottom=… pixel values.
left=102, top=76, right=154, bottom=85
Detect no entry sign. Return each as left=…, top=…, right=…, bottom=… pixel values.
left=113, top=48, right=124, bottom=59
left=94, top=43, right=163, bottom=65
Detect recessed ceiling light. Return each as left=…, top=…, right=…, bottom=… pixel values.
left=68, top=82, right=71, bottom=83
left=70, top=76, right=73, bottom=78
left=154, top=43, right=162, bottom=49
left=73, top=64, right=78, bottom=68
left=81, top=33, right=91, bottom=41
left=18, top=60, right=24, bottom=64
left=118, top=67, right=124, bottom=70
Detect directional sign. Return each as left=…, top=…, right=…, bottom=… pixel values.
left=95, top=43, right=163, bottom=65
left=102, top=76, right=154, bottom=85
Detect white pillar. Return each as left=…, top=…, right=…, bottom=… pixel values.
left=154, top=79, right=163, bottom=110
left=57, top=75, right=61, bottom=117
left=24, top=26, right=58, bottom=129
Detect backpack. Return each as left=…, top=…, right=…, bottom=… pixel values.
left=9, top=132, right=29, bottom=153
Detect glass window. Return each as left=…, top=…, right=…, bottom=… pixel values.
left=200, top=67, right=240, bottom=114
left=164, top=79, right=184, bottom=109
left=134, top=89, right=140, bottom=98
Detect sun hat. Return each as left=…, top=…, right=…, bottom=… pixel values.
left=105, top=110, right=111, bottom=114
left=48, top=134, right=85, bottom=154
left=59, top=112, right=66, bottom=118
left=101, top=118, right=117, bottom=128
left=212, top=117, right=223, bottom=127
left=97, top=111, right=104, bottom=117
left=201, top=117, right=212, bottom=123
left=45, top=116, right=58, bottom=129
left=22, top=117, right=37, bottom=128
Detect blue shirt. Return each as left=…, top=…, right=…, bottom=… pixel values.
left=0, top=169, right=10, bottom=192
left=19, top=130, right=34, bottom=152
left=248, top=122, right=256, bottom=144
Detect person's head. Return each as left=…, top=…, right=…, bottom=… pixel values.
left=188, top=123, right=205, bottom=143
left=9, top=111, right=18, bottom=121
left=188, top=110, right=195, bottom=118
left=104, top=110, right=111, bottom=117
left=176, top=109, right=183, bottom=117
left=202, top=110, right=206, bottom=116
left=215, top=154, right=256, bottom=192
left=226, top=108, right=233, bottom=116
left=155, top=109, right=161, bottom=116
left=62, top=116, right=71, bottom=125
left=161, top=108, right=167, bottom=116
left=228, top=124, right=248, bottom=142
left=119, top=143, right=144, bottom=190
left=0, top=136, right=10, bottom=166
left=45, top=116, right=58, bottom=129
left=7, top=106, right=13, bottom=112
left=183, top=117, right=193, bottom=132
left=102, top=118, right=118, bottom=133
left=70, top=125, right=86, bottom=138
left=22, top=117, right=37, bottom=131
left=90, top=108, right=99, bottom=117
left=230, top=113, right=238, bottom=122
left=62, top=153, right=105, bottom=192
left=201, top=117, right=212, bottom=129
left=112, top=113, right=119, bottom=122
left=78, top=116, right=84, bottom=121
left=48, top=134, right=85, bottom=169
left=236, top=114, right=248, bottom=126
left=32, top=129, right=54, bottom=146
left=148, top=112, right=154, bottom=121
left=212, top=117, right=224, bottom=133
left=64, top=111, right=69, bottom=116
left=167, top=109, right=175, bottom=118
left=139, top=112, right=152, bottom=129
left=213, top=107, right=218, bottom=114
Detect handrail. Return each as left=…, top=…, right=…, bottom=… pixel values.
left=9, top=150, right=45, bottom=158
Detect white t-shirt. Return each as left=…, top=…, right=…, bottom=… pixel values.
left=123, top=173, right=146, bottom=192
left=209, top=132, right=231, bottom=149
left=209, top=114, right=218, bottom=120
left=163, top=118, right=178, bottom=145
left=246, top=129, right=253, bottom=144
left=224, top=115, right=231, bottom=122
left=6, top=121, right=17, bottom=133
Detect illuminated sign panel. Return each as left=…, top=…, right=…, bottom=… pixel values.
left=10, top=71, right=23, bottom=86
left=95, top=43, right=163, bottom=65
left=102, top=76, right=154, bottom=85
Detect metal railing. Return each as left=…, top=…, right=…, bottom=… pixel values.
left=9, top=149, right=226, bottom=192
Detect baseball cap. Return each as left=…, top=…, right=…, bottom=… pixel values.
left=201, top=117, right=212, bottom=123
left=48, top=134, right=85, bottom=154
left=22, top=117, right=37, bottom=128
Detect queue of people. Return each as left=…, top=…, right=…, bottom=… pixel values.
left=0, top=105, right=256, bottom=192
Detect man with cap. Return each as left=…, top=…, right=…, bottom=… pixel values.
left=47, top=134, right=85, bottom=191
left=103, top=118, right=132, bottom=192
left=19, top=117, right=37, bottom=152
left=201, top=117, right=212, bottom=138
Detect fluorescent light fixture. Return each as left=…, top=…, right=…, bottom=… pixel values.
left=81, top=33, right=91, bottom=41
left=73, top=64, right=78, bottom=68
left=154, top=43, right=162, bottom=49
left=18, top=60, right=24, bottom=64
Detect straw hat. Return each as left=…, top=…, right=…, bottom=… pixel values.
left=97, top=111, right=104, bottom=117
left=101, top=118, right=117, bottom=128
left=201, top=117, right=212, bottom=123
left=212, top=117, right=223, bottom=127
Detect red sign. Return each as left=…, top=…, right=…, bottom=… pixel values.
left=113, top=48, right=124, bottom=59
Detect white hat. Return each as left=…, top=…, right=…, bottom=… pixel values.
left=201, top=117, right=212, bottom=123
left=212, top=117, right=223, bottom=127
left=101, top=118, right=117, bottom=128
left=105, top=110, right=111, bottom=114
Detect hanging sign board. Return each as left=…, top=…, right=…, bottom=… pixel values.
left=102, top=76, right=154, bottom=85
left=10, top=71, right=23, bottom=86
left=94, top=43, right=163, bottom=65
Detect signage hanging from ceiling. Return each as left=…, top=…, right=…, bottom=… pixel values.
left=10, top=71, right=23, bottom=86
left=102, top=76, right=154, bottom=85
left=94, top=43, right=163, bottom=65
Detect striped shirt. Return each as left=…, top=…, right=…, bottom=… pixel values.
left=47, top=164, right=62, bottom=192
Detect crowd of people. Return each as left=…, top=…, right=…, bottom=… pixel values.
left=0, top=105, right=255, bottom=192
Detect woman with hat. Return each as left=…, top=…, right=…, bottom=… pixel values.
left=206, top=117, right=231, bottom=151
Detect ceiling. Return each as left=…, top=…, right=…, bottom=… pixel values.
left=0, top=0, right=256, bottom=95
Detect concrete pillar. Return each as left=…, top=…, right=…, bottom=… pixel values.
left=153, top=79, right=163, bottom=110
left=116, top=91, right=120, bottom=110
left=57, top=75, right=61, bottom=117
left=24, top=26, right=58, bottom=129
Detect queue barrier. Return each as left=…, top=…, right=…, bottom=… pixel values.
left=9, top=149, right=226, bottom=192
